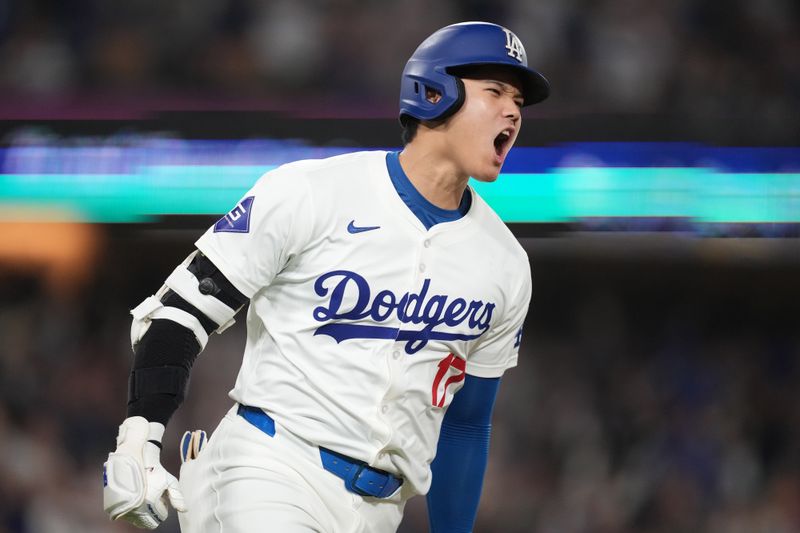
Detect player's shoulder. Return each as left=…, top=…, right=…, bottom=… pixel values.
left=271, top=150, right=387, bottom=182
left=248, top=150, right=387, bottom=201
left=469, top=190, right=529, bottom=264
left=243, top=150, right=387, bottom=223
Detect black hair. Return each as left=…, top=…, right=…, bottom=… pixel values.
left=400, top=116, right=420, bottom=146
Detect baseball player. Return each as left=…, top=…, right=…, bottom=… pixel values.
left=103, top=21, right=548, bottom=533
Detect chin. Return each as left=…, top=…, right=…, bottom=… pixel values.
left=472, top=172, right=500, bottom=183
left=462, top=148, right=504, bottom=182
left=470, top=164, right=502, bottom=182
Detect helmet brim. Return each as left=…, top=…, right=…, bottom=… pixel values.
left=446, top=63, right=550, bottom=106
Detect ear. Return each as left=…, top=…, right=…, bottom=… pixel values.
left=425, top=86, right=442, bottom=104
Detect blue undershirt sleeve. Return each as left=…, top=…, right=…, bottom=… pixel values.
left=427, top=374, right=501, bottom=533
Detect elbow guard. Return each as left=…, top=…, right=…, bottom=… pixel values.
left=130, top=250, right=247, bottom=352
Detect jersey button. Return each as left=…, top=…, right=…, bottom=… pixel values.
left=418, top=263, right=426, bottom=272
left=423, top=239, right=431, bottom=248
left=381, top=405, right=389, bottom=414
left=392, top=350, right=401, bottom=360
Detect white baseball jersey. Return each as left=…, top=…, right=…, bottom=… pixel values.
left=195, top=150, right=531, bottom=495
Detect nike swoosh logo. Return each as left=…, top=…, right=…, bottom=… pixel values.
left=347, top=220, right=381, bottom=234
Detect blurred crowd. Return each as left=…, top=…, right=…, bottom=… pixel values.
left=0, top=0, right=798, bottom=133
left=1, top=233, right=799, bottom=532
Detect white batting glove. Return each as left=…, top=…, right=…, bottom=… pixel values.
left=103, top=416, right=186, bottom=529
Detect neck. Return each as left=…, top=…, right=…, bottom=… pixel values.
left=397, top=140, right=469, bottom=210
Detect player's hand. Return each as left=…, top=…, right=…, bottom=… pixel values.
left=103, top=416, right=186, bottom=529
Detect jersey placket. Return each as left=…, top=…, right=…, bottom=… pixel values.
left=369, top=227, right=433, bottom=465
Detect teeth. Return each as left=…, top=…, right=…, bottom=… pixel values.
left=496, top=129, right=512, bottom=144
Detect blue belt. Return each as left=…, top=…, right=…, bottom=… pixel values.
left=237, top=405, right=403, bottom=499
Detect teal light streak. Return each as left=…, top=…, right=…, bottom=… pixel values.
left=472, top=168, right=800, bottom=223
left=1, top=166, right=798, bottom=223
left=0, top=165, right=275, bottom=222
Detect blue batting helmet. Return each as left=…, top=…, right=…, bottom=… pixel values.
left=399, top=22, right=550, bottom=125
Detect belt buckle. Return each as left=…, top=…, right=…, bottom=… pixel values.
left=350, top=465, right=389, bottom=498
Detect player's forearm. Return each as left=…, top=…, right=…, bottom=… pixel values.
left=427, top=419, right=492, bottom=533
left=125, top=250, right=248, bottom=425
left=427, top=375, right=500, bottom=532
left=127, top=318, right=200, bottom=425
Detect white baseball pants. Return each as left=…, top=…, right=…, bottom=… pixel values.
left=177, top=405, right=406, bottom=533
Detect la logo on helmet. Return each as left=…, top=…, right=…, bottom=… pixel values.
left=503, top=28, right=525, bottom=62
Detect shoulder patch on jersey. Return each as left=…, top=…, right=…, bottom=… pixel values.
left=514, top=326, right=523, bottom=348
left=214, top=196, right=254, bottom=233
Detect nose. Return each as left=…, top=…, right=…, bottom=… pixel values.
left=504, top=98, right=521, bottom=124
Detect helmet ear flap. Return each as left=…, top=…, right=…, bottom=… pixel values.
left=399, top=76, right=465, bottom=126
left=431, top=77, right=465, bottom=123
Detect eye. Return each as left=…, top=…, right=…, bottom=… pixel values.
left=486, top=87, right=501, bottom=96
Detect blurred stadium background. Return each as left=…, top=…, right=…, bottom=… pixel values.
left=1, top=1, right=799, bottom=532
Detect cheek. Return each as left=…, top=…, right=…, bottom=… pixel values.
left=445, top=98, right=493, bottom=156
left=446, top=117, right=480, bottom=152
left=455, top=127, right=486, bottom=161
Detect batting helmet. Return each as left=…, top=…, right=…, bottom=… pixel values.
left=399, top=22, right=550, bottom=125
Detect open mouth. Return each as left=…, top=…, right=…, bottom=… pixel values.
left=493, top=129, right=512, bottom=158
